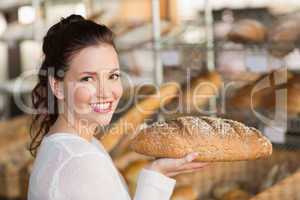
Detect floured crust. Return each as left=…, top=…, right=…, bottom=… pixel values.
left=130, top=116, right=272, bottom=162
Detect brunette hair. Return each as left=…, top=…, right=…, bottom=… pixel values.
left=30, top=14, right=115, bottom=157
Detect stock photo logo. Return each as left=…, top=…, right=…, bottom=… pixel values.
left=11, top=67, right=289, bottom=136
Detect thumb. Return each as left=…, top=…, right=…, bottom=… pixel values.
left=176, top=152, right=199, bottom=166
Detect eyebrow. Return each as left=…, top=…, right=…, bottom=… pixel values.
left=80, top=72, right=97, bottom=76
left=110, top=68, right=120, bottom=73
left=80, top=68, right=119, bottom=75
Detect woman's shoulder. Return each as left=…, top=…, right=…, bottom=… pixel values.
left=29, top=134, right=119, bottom=200
left=40, top=133, right=106, bottom=158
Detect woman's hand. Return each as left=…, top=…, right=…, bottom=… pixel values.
left=145, top=152, right=208, bottom=177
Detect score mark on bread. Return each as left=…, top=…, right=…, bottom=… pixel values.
left=130, top=116, right=272, bottom=162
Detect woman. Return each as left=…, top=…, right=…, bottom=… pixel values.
left=28, top=14, right=207, bottom=200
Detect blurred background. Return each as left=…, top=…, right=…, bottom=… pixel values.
left=0, top=0, right=300, bottom=200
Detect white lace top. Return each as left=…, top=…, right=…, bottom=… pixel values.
left=28, top=133, right=176, bottom=200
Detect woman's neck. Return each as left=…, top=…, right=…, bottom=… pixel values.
left=48, top=114, right=95, bottom=142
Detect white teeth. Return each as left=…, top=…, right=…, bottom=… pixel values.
left=91, top=102, right=111, bottom=110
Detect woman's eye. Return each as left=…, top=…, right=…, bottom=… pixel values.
left=80, top=76, right=93, bottom=82
left=110, top=73, right=121, bottom=80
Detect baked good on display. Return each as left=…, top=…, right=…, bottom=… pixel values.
left=268, top=16, right=300, bottom=58
left=130, top=116, right=272, bottom=162
left=227, top=19, right=267, bottom=43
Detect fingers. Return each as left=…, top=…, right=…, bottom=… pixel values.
left=152, top=152, right=199, bottom=170
left=165, top=161, right=209, bottom=177
left=176, top=152, right=199, bottom=167
left=185, top=152, right=199, bottom=162
left=174, top=162, right=208, bottom=171
left=166, top=166, right=209, bottom=177
left=146, top=152, right=202, bottom=176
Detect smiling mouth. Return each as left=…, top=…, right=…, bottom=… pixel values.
left=90, top=102, right=113, bottom=113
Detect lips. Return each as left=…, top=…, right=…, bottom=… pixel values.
left=90, top=102, right=113, bottom=113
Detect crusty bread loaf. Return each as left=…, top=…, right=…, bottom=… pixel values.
left=227, top=19, right=267, bottom=43
left=130, top=116, right=272, bottom=162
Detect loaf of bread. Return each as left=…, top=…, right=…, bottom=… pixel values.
left=268, top=15, right=300, bottom=57
left=262, top=73, right=300, bottom=114
left=227, top=72, right=280, bottom=110
left=228, top=75, right=265, bottom=110
left=229, top=71, right=300, bottom=115
left=227, top=19, right=267, bottom=43
left=130, top=116, right=272, bottom=162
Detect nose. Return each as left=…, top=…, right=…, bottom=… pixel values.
left=96, top=79, right=112, bottom=99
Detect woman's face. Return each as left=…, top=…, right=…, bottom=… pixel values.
left=61, top=44, right=123, bottom=128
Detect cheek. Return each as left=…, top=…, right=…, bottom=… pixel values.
left=74, top=85, right=95, bottom=103
left=112, top=84, right=123, bottom=99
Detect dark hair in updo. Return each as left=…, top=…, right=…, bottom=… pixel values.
left=30, top=14, right=116, bottom=157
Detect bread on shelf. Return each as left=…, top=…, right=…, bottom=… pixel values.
left=268, top=15, right=300, bottom=58
left=228, top=71, right=300, bottom=115
left=227, top=19, right=267, bottom=44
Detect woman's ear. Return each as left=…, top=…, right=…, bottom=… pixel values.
left=48, top=76, right=64, bottom=100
